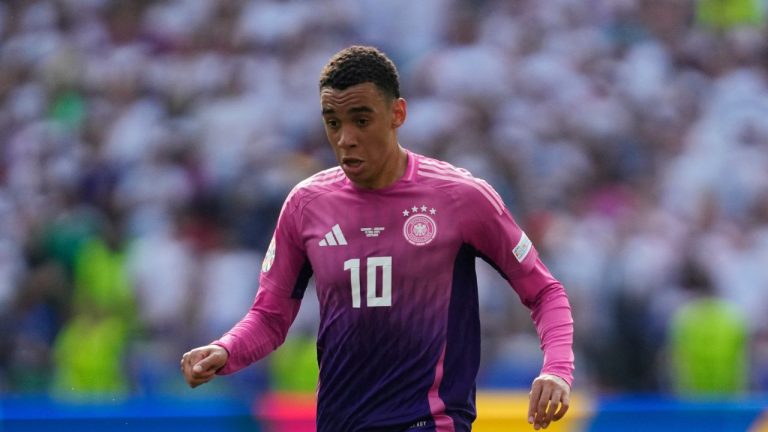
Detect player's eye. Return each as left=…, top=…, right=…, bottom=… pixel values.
left=356, top=118, right=369, bottom=127
left=325, top=119, right=339, bottom=129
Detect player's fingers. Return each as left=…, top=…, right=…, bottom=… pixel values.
left=193, top=367, right=216, bottom=381
left=187, top=358, right=217, bottom=387
left=193, top=351, right=221, bottom=374
left=534, top=387, right=552, bottom=429
left=181, top=349, right=210, bottom=386
left=181, top=352, right=194, bottom=375
left=182, top=364, right=197, bottom=387
left=189, top=371, right=215, bottom=388
left=553, top=392, right=570, bottom=421
left=182, top=350, right=201, bottom=372
left=528, top=381, right=543, bottom=425
left=182, top=350, right=198, bottom=366
left=541, top=390, right=561, bottom=428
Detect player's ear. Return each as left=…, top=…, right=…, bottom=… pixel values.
left=391, top=98, right=406, bottom=129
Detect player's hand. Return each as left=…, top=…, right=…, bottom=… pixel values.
left=527, top=373, right=570, bottom=430
left=180, top=344, right=229, bottom=388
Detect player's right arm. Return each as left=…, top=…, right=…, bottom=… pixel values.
left=181, top=187, right=311, bottom=386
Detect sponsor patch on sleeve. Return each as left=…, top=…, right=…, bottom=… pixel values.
left=513, top=232, right=532, bottom=263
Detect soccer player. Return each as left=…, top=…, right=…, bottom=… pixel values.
left=181, top=45, right=574, bottom=431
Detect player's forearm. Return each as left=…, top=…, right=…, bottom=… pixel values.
left=213, top=287, right=300, bottom=375
left=530, top=283, right=574, bottom=386
left=506, top=257, right=575, bottom=386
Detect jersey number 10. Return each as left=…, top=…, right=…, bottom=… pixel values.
left=343, top=257, right=392, bottom=308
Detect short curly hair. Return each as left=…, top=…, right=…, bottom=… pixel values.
left=319, top=46, right=400, bottom=100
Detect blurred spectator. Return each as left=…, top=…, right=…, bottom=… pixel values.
left=6, top=257, right=68, bottom=393
left=696, top=0, right=765, bottom=30
left=668, top=259, right=748, bottom=396
left=126, top=212, right=194, bottom=340
left=51, top=212, right=136, bottom=399
left=268, top=332, right=319, bottom=393
left=195, top=226, right=262, bottom=344
left=71, top=213, right=134, bottom=322
left=51, top=305, right=131, bottom=399
left=125, top=210, right=195, bottom=394
left=39, top=191, right=102, bottom=275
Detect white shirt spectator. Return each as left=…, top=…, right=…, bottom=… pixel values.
left=197, top=245, right=262, bottom=342
left=127, top=222, right=196, bottom=333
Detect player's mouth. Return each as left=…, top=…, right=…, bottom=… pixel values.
left=341, top=157, right=364, bottom=174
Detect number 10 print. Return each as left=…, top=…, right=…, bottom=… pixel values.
left=343, top=257, right=392, bottom=308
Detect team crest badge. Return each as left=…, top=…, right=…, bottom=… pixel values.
left=402, top=204, right=438, bottom=246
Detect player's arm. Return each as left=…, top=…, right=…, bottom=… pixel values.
left=459, top=179, right=573, bottom=430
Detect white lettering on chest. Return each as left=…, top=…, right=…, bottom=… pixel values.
left=360, top=227, right=385, bottom=238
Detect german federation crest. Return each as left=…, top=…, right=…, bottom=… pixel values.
left=402, top=205, right=438, bottom=246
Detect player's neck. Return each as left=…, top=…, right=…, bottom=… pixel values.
left=366, top=145, right=408, bottom=190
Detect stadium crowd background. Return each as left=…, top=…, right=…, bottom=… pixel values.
left=0, top=0, right=767, bottom=403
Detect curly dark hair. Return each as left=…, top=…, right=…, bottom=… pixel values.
left=319, top=46, right=400, bottom=100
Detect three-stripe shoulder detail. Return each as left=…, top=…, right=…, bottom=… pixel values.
left=279, top=168, right=345, bottom=214
left=417, top=158, right=504, bottom=215
left=299, top=167, right=345, bottom=188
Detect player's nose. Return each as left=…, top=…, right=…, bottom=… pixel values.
left=337, top=126, right=357, bottom=148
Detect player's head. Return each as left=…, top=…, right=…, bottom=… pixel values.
left=319, top=45, right=400, bottom=102
left=319, top=46, right=407, bottom=189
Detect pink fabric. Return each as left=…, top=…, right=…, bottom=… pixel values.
left=427, top=345, right=455, bottom=432
left=213, top=286, right=300, bottom=375
left=514, top=260, right=575, bottom=386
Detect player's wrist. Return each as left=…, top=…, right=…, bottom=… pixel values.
left=536, top=373, right=571, bottom=389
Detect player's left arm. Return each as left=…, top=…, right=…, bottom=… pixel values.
left=459, top=179, right=574, bottom=430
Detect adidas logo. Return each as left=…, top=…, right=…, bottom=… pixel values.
left=319, top=224, right=347, bottom=246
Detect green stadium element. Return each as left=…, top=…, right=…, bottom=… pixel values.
left=670, top=298, right=748, bottom=396
left=696, top=0, right=764, bottom=29
left=268, top=334, right=318, bottom=392
left=51, top=313, right=129, bottom=398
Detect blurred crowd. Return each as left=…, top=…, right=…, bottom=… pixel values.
left=1, top=0, right=767, bottom=400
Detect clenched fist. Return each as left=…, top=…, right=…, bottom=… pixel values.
left=180, top=344, right=229, bottom=388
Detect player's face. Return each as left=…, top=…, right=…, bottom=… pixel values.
left=321, top=82, right=407, bottom=189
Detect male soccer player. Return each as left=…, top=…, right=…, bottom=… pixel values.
left=181, top=45, right=574, bottom=431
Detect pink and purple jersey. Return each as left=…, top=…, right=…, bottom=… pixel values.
left=214, top=151, right=574, bottom=432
